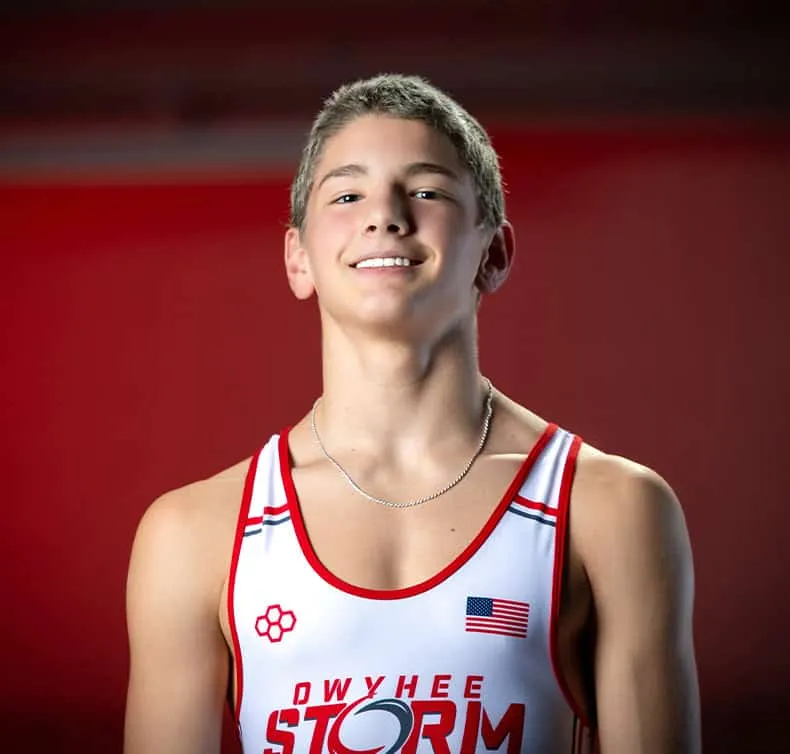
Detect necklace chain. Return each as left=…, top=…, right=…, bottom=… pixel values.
left=310, top=379, right=494, bottom=509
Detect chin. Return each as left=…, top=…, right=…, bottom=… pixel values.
left=354, top=309, right=421, bottom=336
left=350, top=304, right=470, bottom=344
left=325, top=299, right=419, bottom=337
left=321, top=291, right=470, bottom=340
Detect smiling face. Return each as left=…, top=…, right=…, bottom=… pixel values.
left=284, top=115, right=512, bottom=339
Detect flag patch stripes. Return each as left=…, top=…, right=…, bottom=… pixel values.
left=465, top=596, right=530, bottom=638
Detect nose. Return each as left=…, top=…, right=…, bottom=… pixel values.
left=363, top=189, right=412, bottom=236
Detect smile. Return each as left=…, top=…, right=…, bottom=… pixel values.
left=353, top=257, right=420, bottom=269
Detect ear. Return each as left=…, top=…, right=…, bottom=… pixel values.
left=284, top=226, right=315, bottom=300
left=475, top=220, right=515, bottom=295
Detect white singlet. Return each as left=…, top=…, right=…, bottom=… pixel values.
left=227, top=423, right=596, bottom=753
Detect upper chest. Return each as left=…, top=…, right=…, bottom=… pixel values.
left=279, top=422, right=571, bottom=593
left=291, top=454, right=528, bottom=591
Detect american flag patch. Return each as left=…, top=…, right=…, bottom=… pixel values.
left=465, top=596, right=530, bottom=638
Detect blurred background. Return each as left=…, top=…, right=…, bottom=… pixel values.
left=1, top=2, right=789, bottom=752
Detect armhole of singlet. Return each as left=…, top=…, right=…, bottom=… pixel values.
left=548, top=433, right=595, bottom=732
left=571, top=715, right=599, bottom=754
left=226, top=444, right=264, bottom=724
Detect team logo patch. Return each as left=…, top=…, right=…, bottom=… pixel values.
left=326, top=695, right=413, bottom=754
left=255, top=604, right=297, bottom=643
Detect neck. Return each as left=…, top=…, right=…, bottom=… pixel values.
left=314, top=319, right=489, bottom=461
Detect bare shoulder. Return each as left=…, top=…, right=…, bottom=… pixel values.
left=138, top=458, right=251, bottom=537
left=495, top=391, right=686, bottom=540
left=573, top=442, right=690, bottom=550
left=570, top=441, right=695, bottom=617
left=129, top=457, right=253, bottom=601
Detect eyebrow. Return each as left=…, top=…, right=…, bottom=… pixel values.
left=403, top=162, right=461, bottom=181
left=316, top=161, right=461, bottom=190
left=317, top=163, right=367, bottom=189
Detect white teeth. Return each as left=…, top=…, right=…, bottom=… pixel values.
left=356, top=257, right=411, bottom=269
left=355, top=257, right=416, bottom=269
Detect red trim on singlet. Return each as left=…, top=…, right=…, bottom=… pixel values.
left=513, top=493, right=559, bottom=515
left=226, top=446, right=262, bottom=723
left=263, top=503, right=289, bottom=516
left=279, top=422, right=558, bottom=601
left=244, top=503, right=288, bottom=526
left=549, top=433, right=593, bottom=729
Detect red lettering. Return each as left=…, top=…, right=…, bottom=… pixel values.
left=481, top=704, right=525, bottom=753
left=323, top=677, right=352, bottom=702
left=395, top=674, right=419, bottom=698
left=304, top=703, right=344, bottom=754
left=464, top=675, right=483, bottom=699
left=364, top=675, right=385, bottom=696
left=459, top=701, right=481, bottom=754
left=293, top=681, right=311, bottom=705
left=264, top=708, right=299, bottom=754
left=401, top=700, right=457, bottom=754
left=431, top=674, right=451, bottom=698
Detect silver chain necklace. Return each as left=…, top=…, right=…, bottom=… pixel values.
left=310, top=379, right=494, bottom=509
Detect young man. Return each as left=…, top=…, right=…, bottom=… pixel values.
left=124, top=74, right=700, bottom=754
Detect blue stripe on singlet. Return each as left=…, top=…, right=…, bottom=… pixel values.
left=506, top=505, right=556, bottom=527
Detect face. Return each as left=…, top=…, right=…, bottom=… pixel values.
left=285, top=115, right=512, bottom=339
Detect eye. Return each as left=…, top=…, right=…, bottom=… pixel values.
left=412, top=189, right=442, bottom=200
left=332, top=193, right=361, bottom=204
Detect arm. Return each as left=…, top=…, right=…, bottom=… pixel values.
left=576, top=457, right=701, bottom=753
left=124, top=490, right=229, bottom=754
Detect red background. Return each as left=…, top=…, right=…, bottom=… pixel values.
left=2, top=121, right=789, bottom=752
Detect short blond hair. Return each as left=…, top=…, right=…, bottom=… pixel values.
left=289, top=73, right=505, bottom=231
